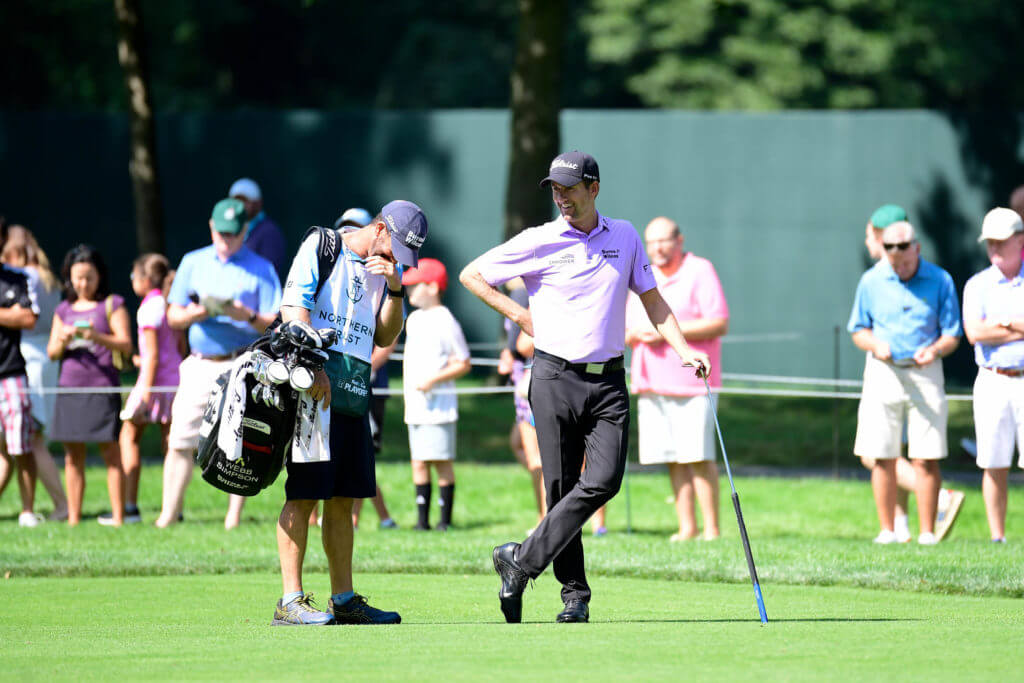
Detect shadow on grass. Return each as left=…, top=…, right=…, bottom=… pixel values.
left=414, top=617, right=922, bottom=625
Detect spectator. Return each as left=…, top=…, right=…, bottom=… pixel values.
left=848, top=221, right=961, bottom=545
left=962, top=208, right=1024, bottom=543
left=154, top=198, right=281, bottom=529
left=46, top=245, right=132, bottom=526
left=401, top=258, right=471, bottom=530
left=0, top=238, right=40, bottom=526
left=0, top=225, right=68, bottom=520
left=499, top=278, right=546, bottom=527
left=110, top=253, right=181, bottom=525
left=857, top=205, right=965, bottom=542
left=626, top=216, right=729, bottom=542
left=229, top=177, right=288, bottom=285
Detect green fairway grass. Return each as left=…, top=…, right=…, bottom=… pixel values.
left=1, top=572, right=1021, bottom=681
left=3, top=462, right=1022, bottom=596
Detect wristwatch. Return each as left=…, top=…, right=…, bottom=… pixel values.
left=248, top=309, right=258, bottom=324
left=387, top=285, right=406, bottom=298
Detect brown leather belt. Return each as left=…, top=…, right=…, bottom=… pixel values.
left=988, top=366, right=1024, bottom=378
left=191, top=349, right=245, bottom=362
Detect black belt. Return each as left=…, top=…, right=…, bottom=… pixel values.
left=534, top=349, right=624, bottom=375
left=191, top=349, right=245, bottom=362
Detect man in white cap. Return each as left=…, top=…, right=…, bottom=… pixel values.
left=229, top=178, right=288, bottom=285
left=963, top=207, right=1024, bottom=543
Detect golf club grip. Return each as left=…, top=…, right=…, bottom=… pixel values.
left=732, top=491, right=768, bottom=624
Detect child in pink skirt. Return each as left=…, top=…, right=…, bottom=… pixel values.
left=116, top=254, right=182, bottom=523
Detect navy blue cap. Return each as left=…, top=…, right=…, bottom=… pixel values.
left=539, top=151, right=600, bottom=188
left=381, top=200, right=428, bottom=268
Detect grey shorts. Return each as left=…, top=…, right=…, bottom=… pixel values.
left=408, top=421, right=456, bottom=461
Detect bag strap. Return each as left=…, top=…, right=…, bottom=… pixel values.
left=301, top=225, right=341, bottom=305
left=104, top=295, right=113, bottom=322
left=258, top=226, right=342, bottom=347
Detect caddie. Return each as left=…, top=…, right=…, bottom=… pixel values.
left=271, top=200, right=427, bottom=626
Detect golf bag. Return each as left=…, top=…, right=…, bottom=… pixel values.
left=195, top=351, right=299, bottom=496
left=195, top=226, right=342, bottom=496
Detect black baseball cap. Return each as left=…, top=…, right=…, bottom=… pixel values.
left=539, top=151, right=600, bottom=188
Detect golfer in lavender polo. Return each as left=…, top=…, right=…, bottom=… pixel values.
left=460, top=150, right=710, bottom=624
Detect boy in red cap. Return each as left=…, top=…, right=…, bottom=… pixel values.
left=401, top=258, right=471, bottom=530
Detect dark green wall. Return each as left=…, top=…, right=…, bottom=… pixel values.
left=1, top=110, right=1011, bottom=382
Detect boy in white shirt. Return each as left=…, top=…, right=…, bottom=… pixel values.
left=402, top=258, right=471, bottom=530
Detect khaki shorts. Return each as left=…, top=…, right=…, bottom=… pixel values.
left=853, top=354, right=947, bottom=461
left=167, top=355, right=235, bottom=453
left=973, top=367, right=1024, bottom=470
left=637, top=393, right=716, bottom=465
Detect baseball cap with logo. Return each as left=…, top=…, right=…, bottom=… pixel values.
left=401, top=257, right=448, bottom=292
left=210, top=198, right=248, bottom=235
left=539, top=151, right=600, bottom=188
left=380, top=200, right=428, bottom=268
left=228, top=178, right=262, bottom=201
left=979, top=207, right=1024, bottom=242
left=869, top=204, right=907, bottom=229
left=334, top=207, right=373, bottom=230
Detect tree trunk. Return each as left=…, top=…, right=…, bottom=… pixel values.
left=504, top=0, right=565, bottom=240
left=114, top=0, right=164, bottom=254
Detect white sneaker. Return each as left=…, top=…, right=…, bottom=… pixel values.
left=873, top=530, right=898, bottom=544
left=18, top=512, right=43, bottom=528
left=894, top=526, right=912, bottom=543
left=918, top=532, right=938, bottom=545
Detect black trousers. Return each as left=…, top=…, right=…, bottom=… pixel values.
left=517, top=350, right=630, bottom=604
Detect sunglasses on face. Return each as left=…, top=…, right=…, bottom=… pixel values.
left=883, top=241, right=914, bottom=252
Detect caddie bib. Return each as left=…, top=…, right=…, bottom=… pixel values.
left=307, top=243, right=386, bottom=415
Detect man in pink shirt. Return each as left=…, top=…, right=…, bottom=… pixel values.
left=461, top=151, right=709, bottom=624
left=626, top=217, right=729, bottom=542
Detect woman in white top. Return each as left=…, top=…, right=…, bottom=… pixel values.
left=1, top=226, right=68, bottom=520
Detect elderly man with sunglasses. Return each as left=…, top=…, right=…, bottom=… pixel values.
left=848, top=220, right=962, bottom=545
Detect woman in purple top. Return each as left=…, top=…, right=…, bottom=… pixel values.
left=46, top=245, right=133, bottom=526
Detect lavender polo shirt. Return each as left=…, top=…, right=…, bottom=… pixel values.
left=476, top=213, right=657, bottom=363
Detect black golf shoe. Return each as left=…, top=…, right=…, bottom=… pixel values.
left=329, top=594, right=401, bottom=625
left=556, top=599, right=589, bottom=623
left=493, top=542, right=530, bottom=623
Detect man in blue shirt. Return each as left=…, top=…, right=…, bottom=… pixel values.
left=848, top=220, right=961, bottom=545
left=230, top=178, right=289, bottom=286
left=154, top=198, right=282, bottom=529
left=963, top=208, right=1024, bottom=543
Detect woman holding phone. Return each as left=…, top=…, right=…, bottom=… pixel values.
left=47, top=244, right=132, bottom=526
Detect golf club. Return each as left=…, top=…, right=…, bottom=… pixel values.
left=702, top=374, right=768, bottom=625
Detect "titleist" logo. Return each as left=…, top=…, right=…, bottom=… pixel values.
left=551, top=159, right=579, bottom=171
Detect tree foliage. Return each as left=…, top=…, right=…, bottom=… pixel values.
left=2, top=0, right=1024, bottom=111
left=583, top=0, right=1024, bottom=109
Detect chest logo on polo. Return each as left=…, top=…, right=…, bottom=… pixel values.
left=601, top=249, right=619, bottom=259
left=347, top=274, right=365, bottom=303
left=547, top=253, right=575, bottom=266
